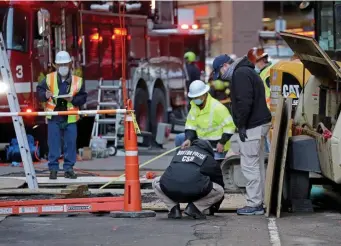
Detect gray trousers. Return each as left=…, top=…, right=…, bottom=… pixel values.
left=152, top=177, right=224, bottom=212
left=238, top=124, right=270, bottom=207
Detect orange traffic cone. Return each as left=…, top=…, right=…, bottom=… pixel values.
left=111, top=99, right=155, bottom=218
left=123, top=99, right=142, bottom=212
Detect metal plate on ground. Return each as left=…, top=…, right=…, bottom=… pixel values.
left=0, top=178, right=26, bottom=189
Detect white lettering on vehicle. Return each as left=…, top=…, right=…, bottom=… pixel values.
left=16, top=65, right=23, bottom=79
left=282, top=85, right=300, bottom=98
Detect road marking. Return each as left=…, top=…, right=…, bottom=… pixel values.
left=268, top=218, right=281, bottom=246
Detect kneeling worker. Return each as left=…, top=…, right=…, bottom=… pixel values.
left=153, top=139, right=225, bottom=219
left=174, top=80, right=236, bottom=158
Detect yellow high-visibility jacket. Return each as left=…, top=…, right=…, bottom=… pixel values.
left=185, top=94, right=236, bottom=151
left=45, top=72, right=83, bottom=123
left=260, top=63, right=273, bottom=109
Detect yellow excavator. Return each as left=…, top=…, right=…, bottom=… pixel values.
left=221, top=32, right=341, bottom=197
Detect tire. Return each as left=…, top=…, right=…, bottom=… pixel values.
left=134, top=88, right=150, bottom=132
left=150, top=88, right=168, bottom=136
left=108, top=146, right=117, bottom=156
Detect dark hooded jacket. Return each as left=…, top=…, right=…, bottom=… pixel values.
left=160, top=139, right=224, bottom=203
left=185, top=62, right=201, bottom=92
left=224, top=56, right=271, bottom=130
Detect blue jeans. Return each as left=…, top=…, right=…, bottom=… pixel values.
left=48, top=120, right=77, bottom=171
left=175, top=133, right=225, bottom=159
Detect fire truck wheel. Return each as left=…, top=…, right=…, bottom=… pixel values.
left=150, top=88, right=168, bottom=136
left=134, top=88, right=150, bottom=132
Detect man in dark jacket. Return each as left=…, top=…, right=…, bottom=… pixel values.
left=184, top=51, right=201, bottom=92
left=152, top=139, right=225, bottom=219
left=212, top=54, right=272, bottom=216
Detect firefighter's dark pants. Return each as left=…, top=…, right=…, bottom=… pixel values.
left=47, top=119, right=77, bottom=171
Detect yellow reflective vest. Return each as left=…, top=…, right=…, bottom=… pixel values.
left=185, top=94, right=236, bottom=151
left=259, top=64, right=272, bottom=109
left=45, top=72, right=83, bottom=123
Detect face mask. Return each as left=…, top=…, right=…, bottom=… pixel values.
left=58, top=66, right=69, bottom=77
left=255, top=67, right=260, bottom=74
left=193, top=98, right=203, bottom=105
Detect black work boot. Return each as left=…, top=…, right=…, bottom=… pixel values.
left=184, top=203, right=206, bottom=219
left=203, top=207, right=215, bottom=216
left=49, top=170, right=58, bottom=180
left=168, top=204, right=182, bottom=219
left=64, top=170, right=77, bottom=179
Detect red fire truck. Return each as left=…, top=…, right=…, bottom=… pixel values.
left=0, top=1, right=205, bottom=157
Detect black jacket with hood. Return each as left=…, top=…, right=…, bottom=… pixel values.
left=223, top=56, right=271, bottom=130
left=160, top=139, right=224, bottom=203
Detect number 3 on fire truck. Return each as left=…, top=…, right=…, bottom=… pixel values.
left=16, top=65, right=23, bottom=79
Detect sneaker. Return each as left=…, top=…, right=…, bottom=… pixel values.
left=64, top=170, right=77, bottom=179
left=237, top=205, right=264, bottom=215
left=49, top=170, right=58, bottom=180
left=168, top=204, right=182, bottom=219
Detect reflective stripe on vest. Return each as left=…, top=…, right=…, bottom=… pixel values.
left=45, top=72, right=83, bottom=123
left=260, top=64, right=272, bottom=109
left=185, top=94, right=236, bottom=151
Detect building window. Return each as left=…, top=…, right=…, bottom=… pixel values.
left=318, top=2, right=334, bottom=50
left=4, top=7, right=28, bottom=52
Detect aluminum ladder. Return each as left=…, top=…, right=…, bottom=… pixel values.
left=0, top=33, right=38, bottom=189
left=89, top=78, right=123, bottom=154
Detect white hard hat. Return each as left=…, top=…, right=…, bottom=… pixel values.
left=55, top=51, right=72, bottom=64
left=188, top=80, right=210, bottom=98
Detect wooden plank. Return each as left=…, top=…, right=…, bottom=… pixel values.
left=0, top=176, right=153, bottom=186
left=276, top=98, right=293, bottom=218
left=0, top=178, right=25, bottom=189
left=264, top=96, right=285, bottom=217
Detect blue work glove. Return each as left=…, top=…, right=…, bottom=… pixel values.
left=239, top=128, right=248, bottom=142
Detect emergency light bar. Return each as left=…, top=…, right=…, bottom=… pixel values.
left=181, top=24, right=199, bottom=30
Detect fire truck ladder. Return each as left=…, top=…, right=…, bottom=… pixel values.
left=89, top=78, right=123, bottom=155
left=0, top=33, right=38, bottom=189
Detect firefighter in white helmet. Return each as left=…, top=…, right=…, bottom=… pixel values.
left=174, top=80, right=236, bottom=159
left=36, top=51, right=87, bottom=180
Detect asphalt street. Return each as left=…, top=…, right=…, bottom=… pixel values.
left=0, top=211, right=341, bottom=246
left=1, top=138, right=341, bottom=245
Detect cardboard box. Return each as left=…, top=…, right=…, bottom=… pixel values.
left=82, top=147, right=92, bottom=160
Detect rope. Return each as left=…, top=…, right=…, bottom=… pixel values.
left=99, top=146, right=181, bottom=189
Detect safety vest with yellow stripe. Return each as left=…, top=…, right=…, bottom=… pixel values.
left=45, top=72, right=83, bottom=123
left=259, top=63, right=272, bottom=109
left=185, top=94, right=236, bottom=151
